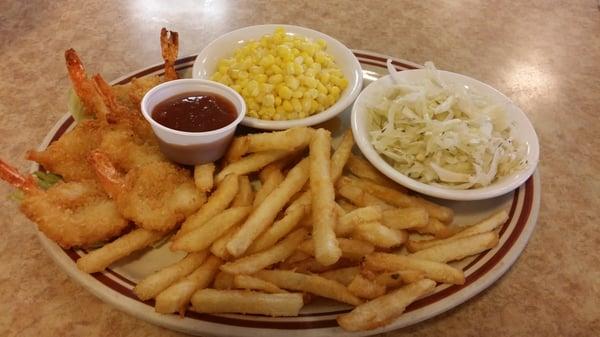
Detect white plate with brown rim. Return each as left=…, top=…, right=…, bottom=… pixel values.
left=32, top=51, right=540, bottom=337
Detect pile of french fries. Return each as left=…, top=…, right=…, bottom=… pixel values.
left=75, top=127, right=508, bottom=331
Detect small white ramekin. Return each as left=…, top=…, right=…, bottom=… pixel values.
left=141, top=79, right=246, bottom=165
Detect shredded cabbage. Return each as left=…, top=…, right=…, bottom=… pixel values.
left=367, top=61, right=526, bottom=189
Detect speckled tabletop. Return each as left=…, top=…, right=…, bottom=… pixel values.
left=1, top=1, right=599, bottom=336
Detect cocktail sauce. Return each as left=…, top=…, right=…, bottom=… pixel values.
left=151, top=92, right=237, bottom=132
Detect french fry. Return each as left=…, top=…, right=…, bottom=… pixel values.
left=216, top=150, right=290, bottom=182
left=246, top=201, right=307, bottom=254
left=284, top=250, right=312, bottom=264
left=330, top=130, right=354, bottom=182
left=227, top=158, right=310, bottom=257
left=353, top=222, right=407, bottom=248
left=253, top=167, right=284, bottom=208
left=413, top=218, right=459, bottom=238
left=319, top=266, right=360, bottom=286
left=337, top=206, right=382, bottom=236
left=346, top=153, right=401, bottom=189
left=297, top=238, right=375, bottom=261
left=279, top=257, right=342, bottom=273
left=134, top=251, right=208, bottom=300
left=210, top=225, right=239, bottom=260
left=347, top=274, right=386, bottom=299
left=337, top=199, right=357, bottom=212
left=246, top=127, right=314, bottom=153
left=221, top=228, right=307, bottom=274
left=255, top=269, right=363, bottom=306
left=191, top=289, right=304, bottom=317
left=336, top=178, right=392, bottom=209
left=155, top=255, right=222, bottom=314
left=409, top=231, right=499, bottom=263
left=171, top=206, right=252, bottom=252
left=382, top=207, right=429, bottom=230
left=337, top=279, right=436, bottom=331
left=224, top=136, right=250, bottom=163
left=344, top=176, right=453, bottom=223
left=233, top=274, right=288, bottom=294
left=193, top=163, right=215, bottom=192
left=213, top=271, right=235, bottom=289
left=77, top=229, right=163, bottom=273
left=364, top=253, right=465, bottom=285
left=310, top=129, right=341, bottom=266
left=373, top=270, right=425, bottom=289
left=407, top=210, right=508, bottom=252
left=258, top=150, right=305, bottom=182
left=176, top=174, right=239, bottom=237
left=231, top=176, right=254, bottom=207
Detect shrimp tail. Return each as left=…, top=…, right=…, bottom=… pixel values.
left=0, top=159, right=38, bottom=193
left=88, top=150, right=126, bottom=199
left=92, top=74, right=125, bottom=124
left=65, top=49, right=109, bottom=122
left=160, top=28, right=179, bottom=81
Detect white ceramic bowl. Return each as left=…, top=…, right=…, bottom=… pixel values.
left=351, top=70, right=540, bottom=201
left=192, top=24, right=363, bottom=130
left=141, top=79, right=246, bottom=165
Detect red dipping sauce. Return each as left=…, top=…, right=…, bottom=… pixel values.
left=151, top=92, right=237, bottom=132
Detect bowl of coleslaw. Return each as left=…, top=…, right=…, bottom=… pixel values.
left=351, top=62, right=539, bottom=201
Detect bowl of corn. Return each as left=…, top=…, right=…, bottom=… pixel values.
left=192, top=24, right=363, bottom=130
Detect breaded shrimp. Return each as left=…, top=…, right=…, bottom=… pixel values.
left=0, top=159, right=129, bottom=248
left=89, top=151, right=206, bottom=233
left=27, top=119, right=104, bottom=182
left=160, top=28, right=179, bottom=81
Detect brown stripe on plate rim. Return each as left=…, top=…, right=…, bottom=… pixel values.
left=353, top=51, right=420, bottom=69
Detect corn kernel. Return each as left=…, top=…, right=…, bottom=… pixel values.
left=278, top=85, right=293, bottom=100
left=268, top=74, right=283, bottom=84
left=263, top=94, right=275, bottom=107
left=282, top=100, right=293, bottom=112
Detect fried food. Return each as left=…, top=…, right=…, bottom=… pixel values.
left=160, top=28, right=179, bottom=82
left=77, top=228, right=163, bottom=273
left=191, top=289, right=303, bottom=317
left=337, top=279, right=436, bottom=331
left=220, top=228, right=307, bottom=274
left=194, top=163, right=215, bottom=192
left=255, top=269, right=362, bottom=306
left=134, top=251, right=208, bottom=300
left=227, top=158, right=310, bottom=257
left=364, top=252, right=465, bottom=285
left=27, top=120, right=104, bottom=182
left=310, top=129, right=341, bottom=266
left=90, top=151, right=205, bottom=232
left=409, top=231, right=499, bottom=263
left=0, top=160, right=128, bottom=248
left=171, top=206, right=252, bottom=252
left=231, top=176, right=254, bottom=207
left=176, top=174, right=239, bottom=237
left=155, top=255, right=221, bottom=314
left=233, top=275, right=288, bottom=294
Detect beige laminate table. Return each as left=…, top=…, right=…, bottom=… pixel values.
left=1, top=1, right=599, bottom=336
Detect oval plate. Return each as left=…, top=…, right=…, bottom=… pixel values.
left=32, top=51, right=540, bottom=337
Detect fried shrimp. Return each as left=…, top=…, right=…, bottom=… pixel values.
left=0, top=160, right=129, bottom=248
left=89, top=151, right=205, bottom=233
left=27, top=119, right=103, bottom=182
left=160, top=28, right=179, bottom=81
